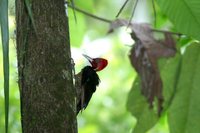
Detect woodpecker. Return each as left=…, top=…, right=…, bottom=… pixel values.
left=76, top=54, right=108, bottom=115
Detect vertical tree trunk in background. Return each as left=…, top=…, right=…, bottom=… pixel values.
left=16, top=0, right=77, bottom=132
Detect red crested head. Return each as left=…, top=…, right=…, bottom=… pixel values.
left=83, top=54, right=108, bottom=71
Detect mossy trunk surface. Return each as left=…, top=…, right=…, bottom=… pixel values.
left=16, top=0, right=77, bottom=132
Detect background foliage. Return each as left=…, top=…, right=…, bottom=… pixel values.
left=0, top=0, right=200, bottom=133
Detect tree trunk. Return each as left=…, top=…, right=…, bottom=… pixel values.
left=16, top=0, right=77, bottom=132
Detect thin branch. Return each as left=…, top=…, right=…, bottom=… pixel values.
left=66, top=2, right=182, bottom=36
left=66, top=1, right=112, bottom=23
left=70, top=0, right=77, bottom=23
left=116, top=0, right=130, bottom=17
left=128, top=0, right=139, bottom=25
left=152, top=29, right=182, bottom=36
left=152, top=0, right=157, bottom=27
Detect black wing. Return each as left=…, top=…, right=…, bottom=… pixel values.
left=76, top=66, right=100, bottom=114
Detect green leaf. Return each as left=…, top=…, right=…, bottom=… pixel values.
left=156, top=0, right=200, bottom=40
left=159, top=54, right=181, bottom=109
left=127, top=77, right=159, bottom=133
left=25, top=0, right=37, bottom=33
left=127, top=54, right=181, bottom=133
left=69, top=0, right=77, bottom=23
left=168, top=43, right=200, bottom=133
left=0, top=0, right=9, bottom=133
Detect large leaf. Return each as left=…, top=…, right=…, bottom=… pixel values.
left=127, top=53, right=181, bottom=133
left=159, top=53, right=181, bottom=109
left=156, top=0, right=200, bottom=41
left=168, top=43, right=200, bottom=133
left=0, top=0, right=9, bottom=132
left=127, top=77, right=159, bottom=133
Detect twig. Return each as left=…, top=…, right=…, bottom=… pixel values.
left=152, top=0, right=157, bottom=27
left=152, top=29, right=182, bottom=36
left=128, top=0, right=139, bottom=25
left=65, top=1, right=112, bottom=23
left=70, top=0, right=77, bottom=23
left=116, top=0, right=130, bottom=17
left=66, top=2, right=182, bottom=36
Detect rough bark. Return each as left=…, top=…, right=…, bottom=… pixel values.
left=16, top=0, right=77, bottom=132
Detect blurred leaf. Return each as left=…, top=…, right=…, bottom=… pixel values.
left=0, top=0, right=9, bottom=132
left=128, top=22, right=176, bottom=114
left=68, top=9, right=87, bottom=47
left=178, top=36, right=193, bottom=47
left=159, top=53, right=181, bottom=109
left=127, top=53, right=181, bottom=133
left=69, top=0, right=77, bottom=23
left=127, top=77, right=159, bottom=133
left=168, top=43, right=200, bottom=133
left=156, top=0, right=200, bottom=40
left=75, top=0, right=94, bottom=12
